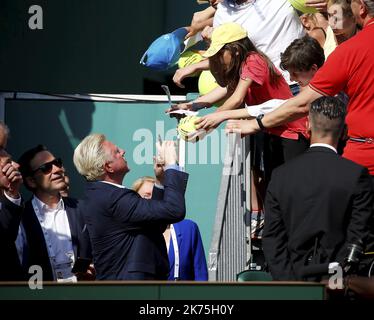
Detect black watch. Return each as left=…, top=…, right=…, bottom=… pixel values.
left=256, top=114, right=266, bottom=130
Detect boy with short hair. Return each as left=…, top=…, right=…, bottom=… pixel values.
left=280, top=35, right=325, bottom=88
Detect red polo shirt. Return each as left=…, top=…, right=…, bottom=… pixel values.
left=309, top=18, right=374, bottom=174
left=242, top=53, right=308, bottom=140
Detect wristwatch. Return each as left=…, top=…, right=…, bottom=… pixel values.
left=256, top=113, right=266, bottom=130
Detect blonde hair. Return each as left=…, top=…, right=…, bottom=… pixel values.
left=132, top=176, right=156, bottom=193
left=73, top=133, right=109, bottom=181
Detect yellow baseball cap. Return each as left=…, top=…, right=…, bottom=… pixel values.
left=203, top=23, right=247, bottom=58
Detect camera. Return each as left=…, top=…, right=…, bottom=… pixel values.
left=342, top=240, right=364, bottom=275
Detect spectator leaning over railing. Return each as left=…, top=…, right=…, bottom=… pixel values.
left=226, top=0, right=374, bottom=191
left=173, top=0, right=306, bottom=93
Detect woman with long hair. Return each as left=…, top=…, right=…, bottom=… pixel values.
left=190, top=23, right=309, bottom=166
left=179, top=23, right=309, bottom=242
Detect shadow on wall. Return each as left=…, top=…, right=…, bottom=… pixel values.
left=6, top=99, right=95, bottom=199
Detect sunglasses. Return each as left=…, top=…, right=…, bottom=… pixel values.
left=32, top=158, right=63, bottom=175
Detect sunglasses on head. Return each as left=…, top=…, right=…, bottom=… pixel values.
left=32, top=158, right=63, bottom=175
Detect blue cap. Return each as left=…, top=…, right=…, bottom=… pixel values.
left=140, top=27, right=188, bottom=71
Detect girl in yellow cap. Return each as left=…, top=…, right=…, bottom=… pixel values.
left=178, top=22, right=309, bottom=239
left=190, top=23, right=308, bottom=156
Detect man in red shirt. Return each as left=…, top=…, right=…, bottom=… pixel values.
left=226, top=0, right=374, bottom=181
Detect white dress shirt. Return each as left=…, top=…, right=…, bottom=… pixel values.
left=213, top=0, right=304, bottom=84
left=32, top=196, right=76, bottom=281
left=4, top=191, right=22, bottom=206
left=310, top=143, right=337, bottom=153
left=101, top=181, right=125, bottom=188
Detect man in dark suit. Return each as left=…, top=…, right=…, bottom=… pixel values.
left=18, top=145, right=92, bottom=282
left=0, top=121, right=24, bottom=281
left=73, top=134, right=188, bottom=280
left=263, top=96, right=374, bottom=281
left=133, top=176, right=208, bottom=280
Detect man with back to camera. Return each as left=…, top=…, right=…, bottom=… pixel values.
left=73, top=134, right=188, bottom=280
left=262, top=96, right=374, bottom=281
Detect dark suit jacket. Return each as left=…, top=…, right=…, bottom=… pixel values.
left=22, top=197, right=92, bottom=281
left=263, top=146, right=374, bottom=281
left=80, top=169, right=188, bottom=280
left=168, top=219, right=208, bottom=281
left=0, top=194, right=24, bottom=281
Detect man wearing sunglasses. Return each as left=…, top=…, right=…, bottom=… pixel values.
left=18, top=145, right=92, bottom=282
left=0, top=121, right=25, bottom=281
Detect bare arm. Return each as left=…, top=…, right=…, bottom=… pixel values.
left=226, top=87, right=321, bottom=135
left=305, top=0, right=327, bottom=12
left=196, top=78, right=252, bottom=130
left=186, top=6, right=216, bottom=39
left=194, top=85, right=228, bottom=106
left=262, top=87, right=320, bottom=127
left=173, top=59, right=210, bottom=88
left=217, top=78, right=252, bottom=111
left=166, top=85, right=228, bottom=113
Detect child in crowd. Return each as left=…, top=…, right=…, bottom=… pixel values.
left=227, top=35, right=348, bottom=153
left=327, top=0, right=360, bottom=45
left=280, top=35, right=325, bottom=88
left=188, top=23, right=310, bottom=165
left=171, top=23, right=309, bottom=243
left=280, top=35, right=348, bottom=152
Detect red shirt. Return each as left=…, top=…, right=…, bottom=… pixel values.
left=309, top=18, right=374, bottom=174
left=241, top=53, right=308, bottom=140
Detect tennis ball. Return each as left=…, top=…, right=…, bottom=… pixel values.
left=289, top=0, right=318, bottom=14
left=178, top=116, right=200, bottom=140
left=198, top=70, right=219, bottom=95
left=178, top=50, right=204, bottom=69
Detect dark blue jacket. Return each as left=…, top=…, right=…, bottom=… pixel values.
left=80, top=169, right=188, bottom=280
left=22, top=197, right=92, bottom=281
left=0, top=195, right=24, bottom=281
left=168, top=219, right=208, bottom=281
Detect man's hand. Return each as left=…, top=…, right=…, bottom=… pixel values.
left=2, top=161, right=22, bottom=198
left=225, top=119, right=261, bottom=136
left=76, top=264, right=96, bottom=281
left=173, top=65, right=198, bottom=88
left=163, top=141, right=178, bottom=167
left=195, top=112, right=226, bottom=130
left=153, top=156, right=164, bottom=185
left=201, top=26, right=214, bottom=42
left=165, top=102, right=193, bottom=114
left=186, top=6, right=215, bottom=39
left=305, top=0, right=328, bottom=12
